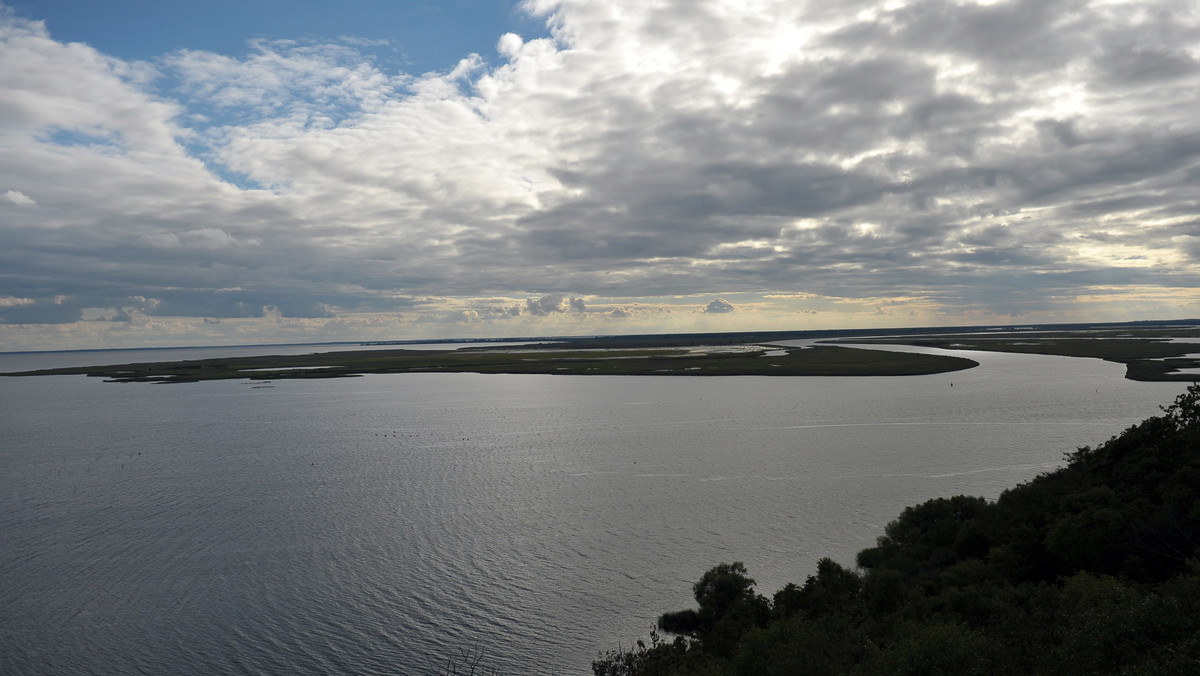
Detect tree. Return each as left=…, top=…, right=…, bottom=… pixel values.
left=657, top=562, right=770, bottom=659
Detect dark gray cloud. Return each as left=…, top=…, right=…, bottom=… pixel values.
left=525, top=293, right=568, bottom=315
left=0, top=300, right=83, bottom=324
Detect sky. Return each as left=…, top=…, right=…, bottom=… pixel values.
left=1, top=0, right=1199, bottom=351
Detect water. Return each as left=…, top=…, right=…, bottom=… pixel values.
left=0, top=345, right=1188, bottom=674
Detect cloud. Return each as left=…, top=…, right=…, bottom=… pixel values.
left=455, top=309, right=482, bottom=322
left=525, top=293, right=569, bottom=315
left=0, top=297, right=82, bottom=324
left=497, top=32, right=524, bottom=59
left=1, top=1, right=1199, bottom=348
left=2, top=189, right=34, bottom=206
left=703, top=298, right=735, bottom=314
left=140, top=228, right=248, bottom=250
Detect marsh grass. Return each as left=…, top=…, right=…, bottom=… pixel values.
left=3, top=345, right=977, bottom=383
left=845, top=332, right=1200, bottom=381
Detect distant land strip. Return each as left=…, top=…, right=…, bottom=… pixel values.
left=838, top=326, right=1200, bottom=381
left=5, top=321, right=1199, bottom=383
left=2, top=345, right=978, bottom=383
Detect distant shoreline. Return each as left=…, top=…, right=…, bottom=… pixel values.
left=4, top=317, right=1197, bottom=357
left=0, top=344, right=977, bottom=383
left=4, top=320, right=1199, bottom=383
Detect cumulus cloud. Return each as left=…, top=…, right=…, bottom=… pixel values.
left=2, top=189, right=34, bottom=206
left=525, top=293, right=569, bottom=315
left=497, top=32, right=524, bottom=59
left=704, top=298, right=735, bottom=314
left=1, top=0, right=1199, bottom=347
left=100, top=308, right=133, bottom=322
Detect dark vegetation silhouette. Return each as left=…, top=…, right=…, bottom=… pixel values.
left=441, top=644, right=497, bottom=676
left=595, top=384, right=1200, bottom=675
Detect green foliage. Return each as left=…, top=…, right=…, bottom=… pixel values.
left=868, top=620, right=1004, bottom=675
left=595, top=385, right=1200, bottom=675
left=656, top=562, right=771, bottom=660
left=730, top=615, right=869, bottom=676
left=858, top=495, right=992, bottom=583
left=592, top=630, right=698, bottom=676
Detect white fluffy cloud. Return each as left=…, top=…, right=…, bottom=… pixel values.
left=1, top=1, right=1199, bottom=349
left=2, top=189, right=34, bottom=206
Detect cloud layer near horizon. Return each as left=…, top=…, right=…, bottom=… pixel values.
left=1, top=0, right=1199, bottom=349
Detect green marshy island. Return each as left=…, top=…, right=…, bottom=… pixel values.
left=2, top=344, right=976, bottom=383
left=834, top=324, right=1200, bottom=382
left=6, top=323, right=1200, bottom=383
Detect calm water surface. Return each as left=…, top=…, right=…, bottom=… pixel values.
left=0, top=344, right=1188, bottom=674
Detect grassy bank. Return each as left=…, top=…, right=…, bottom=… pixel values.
left=845, top=329, right=1200, bottom=381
